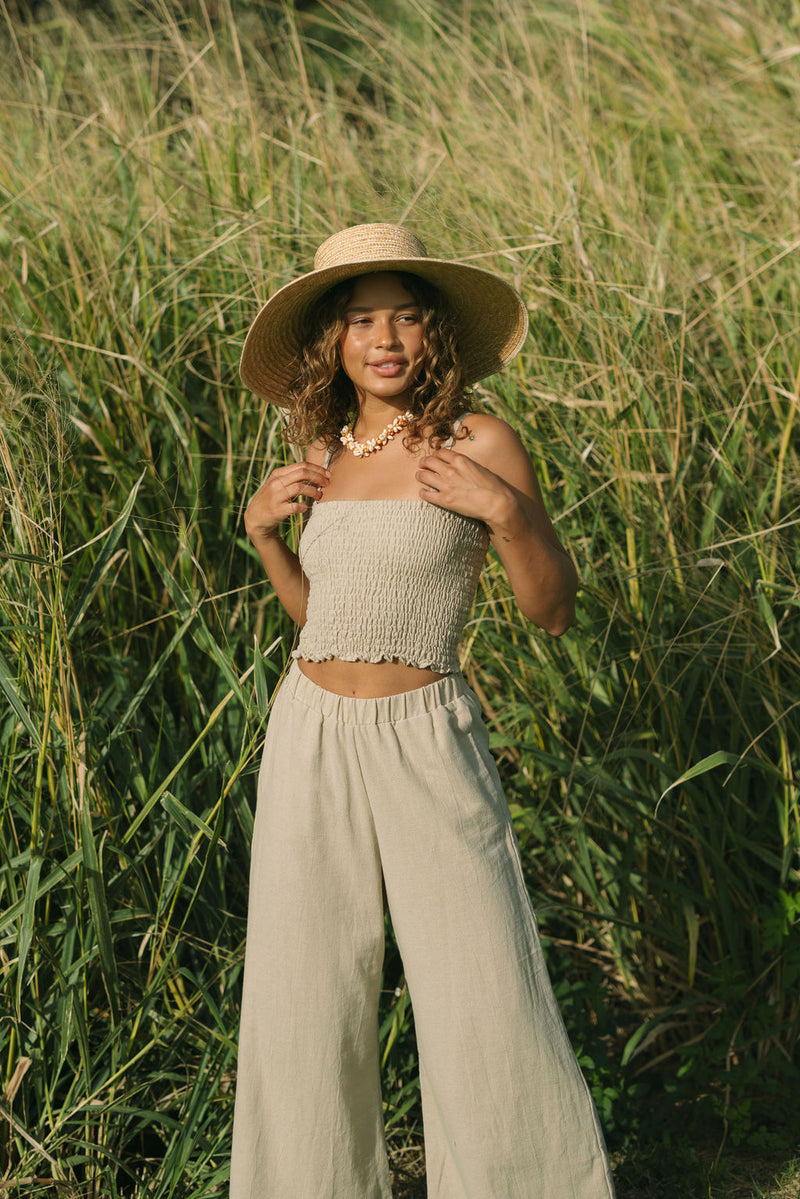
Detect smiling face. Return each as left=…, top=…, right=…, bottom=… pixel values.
left=338, top=272, right=426, bottom=409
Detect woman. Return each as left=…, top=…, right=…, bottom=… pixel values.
left=232, top=223, right=616, bottom=1198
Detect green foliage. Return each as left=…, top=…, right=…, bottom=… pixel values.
left=1, top=0, right=798, bottom=1193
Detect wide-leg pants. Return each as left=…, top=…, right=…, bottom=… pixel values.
left=230, top=663, right=616, bottom=1198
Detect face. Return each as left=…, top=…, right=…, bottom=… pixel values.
left=338, top=272, right=426, bottom=407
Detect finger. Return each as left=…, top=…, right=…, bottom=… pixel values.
left=422, top=453, right=463, bottom=476
left=298, top=459, right=332, bottom=478
left=417, top=469, right=443, bottom=494
left=280, top=462, right=331, bottom=485
left=279, top=480, right=325, bottom=504
left=274, top=492, right=317, bottom=513
left=290, top=477, right=327, bottom=495
left=424, top=448, right=456, bottom=465
left=295, top=482, right=326, bottom=500
left=267, top=462, right=329, bottom=488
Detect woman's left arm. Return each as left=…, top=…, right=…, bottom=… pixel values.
left=416, top=414, right=578, bottom=636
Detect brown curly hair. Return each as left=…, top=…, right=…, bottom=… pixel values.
left=282, top=272, right=472, bottom=450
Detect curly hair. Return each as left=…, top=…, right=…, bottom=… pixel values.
left=282, top=272, right=472, bottom=451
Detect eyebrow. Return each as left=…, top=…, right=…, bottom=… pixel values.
left=344, top=303, right=421, bottom=314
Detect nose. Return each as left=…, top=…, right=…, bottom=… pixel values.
left=374, top=317, right=400, bottom=347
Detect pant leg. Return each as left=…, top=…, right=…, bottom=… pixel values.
left=356, top=683, right=616, bottom=1199
left=230, top=671, right=392, bottom=1199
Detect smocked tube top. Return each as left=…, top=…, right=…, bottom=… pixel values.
left=293, top=500, right=489, bottom=674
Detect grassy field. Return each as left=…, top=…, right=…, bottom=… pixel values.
left=1, top=0, right=798, bottom=1194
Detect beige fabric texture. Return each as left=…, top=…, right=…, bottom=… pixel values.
left=293, top=502, right=489, bottom=673
left=230, top=663, right=616, bottom=1198
left=297, top=416, right=486, bottom=674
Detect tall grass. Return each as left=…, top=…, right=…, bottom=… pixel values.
left=1, top=0, right=798, bottom=1193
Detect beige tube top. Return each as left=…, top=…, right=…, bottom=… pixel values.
left=293, top=500, right=489, bottom=673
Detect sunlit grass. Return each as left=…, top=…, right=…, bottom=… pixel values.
left=1, top=0, right=798, bottom=1192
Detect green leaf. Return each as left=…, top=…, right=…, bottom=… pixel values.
left=0, top=850, right=82, bottom=937
left=253, top=636, right=269, bottom=717
left=79, top=804, right=120, bottom=1024
left=0, top=649, right=41, bottom=747
left=16, top=854, right=43, bottom=1012
left=161, top=791, right=220, bottom=842
left=656, top=751, right=742, bottom=813
left=66, top=471, right=145, bottom=637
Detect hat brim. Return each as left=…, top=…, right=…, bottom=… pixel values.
left=239, top=256, right=529, bottom=404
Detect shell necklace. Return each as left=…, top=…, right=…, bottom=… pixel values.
left=340, top=410, right=413, bottom=459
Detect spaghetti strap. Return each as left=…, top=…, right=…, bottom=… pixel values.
left=444, top=412, right=472, bottom=449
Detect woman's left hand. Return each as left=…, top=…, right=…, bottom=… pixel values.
left=416, top=448, right=518, bottom=534
left=415, top=417, right=579, bottom=635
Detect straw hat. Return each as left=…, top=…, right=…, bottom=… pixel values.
left=239, top=223, right=529, bottom=403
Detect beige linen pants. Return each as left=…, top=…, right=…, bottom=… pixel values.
left=230, top=663, right=615, bottom=1199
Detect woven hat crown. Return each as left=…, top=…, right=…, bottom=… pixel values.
left=314, top=224, right=429, bottom=271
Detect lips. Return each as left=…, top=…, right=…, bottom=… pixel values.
left=369, top=359, right=406, bottom=377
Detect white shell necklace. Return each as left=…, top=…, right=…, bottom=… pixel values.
left=340, top=410, right=413, bottom=459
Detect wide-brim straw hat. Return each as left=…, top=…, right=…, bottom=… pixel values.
left=239, top=223, right=529, bottom=403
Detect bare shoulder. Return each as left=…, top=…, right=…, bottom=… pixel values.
left=460, top=412, right=525, bottom=457
left=459, top=413, right=543, bottom=499
left=305, top=438, right=331, bottom=467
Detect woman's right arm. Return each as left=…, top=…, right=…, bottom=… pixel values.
left=243, top=458, right=330, bottom=624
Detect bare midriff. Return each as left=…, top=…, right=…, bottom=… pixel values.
left=297, top=656, right=447, bottom=698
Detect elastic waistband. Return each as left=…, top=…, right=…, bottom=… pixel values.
left=281, top=660, right=472, bottom=725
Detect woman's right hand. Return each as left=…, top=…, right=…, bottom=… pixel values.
left=244, top=461, right=331, bottom=541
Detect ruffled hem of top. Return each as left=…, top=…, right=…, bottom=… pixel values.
left=291, top=648, right=458, bottom=673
